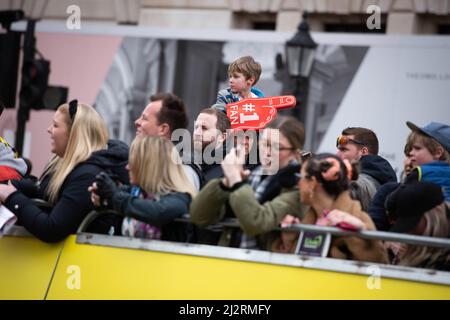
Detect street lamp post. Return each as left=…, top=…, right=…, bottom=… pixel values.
left=285, top=11, right=317, bottom=123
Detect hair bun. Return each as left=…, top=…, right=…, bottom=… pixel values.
left=320, top=157, right=341, bottom=181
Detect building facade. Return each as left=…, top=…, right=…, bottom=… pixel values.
left=2, top=0, right=450, bottom=34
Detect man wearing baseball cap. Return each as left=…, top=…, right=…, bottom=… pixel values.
left=405, top=121, right=450, bottom=201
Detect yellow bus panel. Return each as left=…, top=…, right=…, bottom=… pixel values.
left=0, top=235, right=63, bottom=300
left=45, top=235, right=450, bottom=300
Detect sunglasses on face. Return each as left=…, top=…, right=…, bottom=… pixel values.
left=336, top=135, right=364, bottom=148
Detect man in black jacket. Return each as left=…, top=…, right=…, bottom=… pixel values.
left=336, top=127, right=397, bottom=212
left=192, top=107, right=231, bottom=184
left=188, top=107, right=231, bottom=244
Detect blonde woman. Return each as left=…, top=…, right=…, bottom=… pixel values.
left=89, top=136, right=196, bottom=240
left=0, top=100, right=129, bottom=242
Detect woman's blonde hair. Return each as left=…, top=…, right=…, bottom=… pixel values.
left=397, top=202, right=450, bottom=268
left=129, top=136, right=196, bottom=199
left=42, top=102, right=109, bottom=204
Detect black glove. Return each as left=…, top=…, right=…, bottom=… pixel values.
left=278, top=163, right=301, bottom=188
left=11, top=178, right=39, bottom=198
left=94, top=172, right=119, bottom=207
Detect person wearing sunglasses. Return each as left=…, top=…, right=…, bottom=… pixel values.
left=0, top=100, right=129, bottom=242
left=336, top=127, right=397, bottom=211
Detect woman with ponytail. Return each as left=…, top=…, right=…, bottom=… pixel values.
left=273, top=153, right=388, bottom=263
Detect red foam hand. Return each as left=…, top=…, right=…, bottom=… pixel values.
left=226, top=95, right=296, bottom=130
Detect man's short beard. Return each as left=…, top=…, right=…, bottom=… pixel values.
left=194, top=139, right=216, bottom=152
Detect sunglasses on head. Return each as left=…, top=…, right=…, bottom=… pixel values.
left=294, top=152, right=313, bottom=181
left=300, top=151, right=312, bottom=162
left=336, top=135, right=364, bottom=148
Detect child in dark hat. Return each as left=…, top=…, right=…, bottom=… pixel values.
left=386, top=182, right=449, bottom=271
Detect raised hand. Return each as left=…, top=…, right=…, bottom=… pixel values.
left=221, top=146, right=246, bottom=187
left=93, top=172, right=119, bottom=208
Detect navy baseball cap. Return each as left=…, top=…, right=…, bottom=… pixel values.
left=406, top=121, right=450, bottom=153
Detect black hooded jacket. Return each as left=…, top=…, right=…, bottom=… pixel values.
left=350, top=155, right=397, bottom=212
left=6, top=140, right=129, bottom=242
left=359, top=155, right=397, bottom=185
left=84, top=140, right=129, bottom=184
left=196, top=144, right=228, bottom=185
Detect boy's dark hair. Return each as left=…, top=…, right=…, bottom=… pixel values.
left=198, top=108, right=231, bottom=134
left=304, top=153, right=359, bottom=198
left=342, top=127, right=379, bottom=155
left=228, top=56, right=262, bottom=85
left=150, top=92, right=188, bottom=134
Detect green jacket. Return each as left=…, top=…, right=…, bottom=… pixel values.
left=190, top=179, right=307, bottom=248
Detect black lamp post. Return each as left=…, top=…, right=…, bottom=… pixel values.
left=285, top=11, right=317, bottom=123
